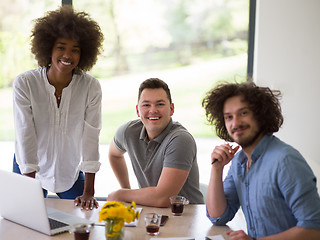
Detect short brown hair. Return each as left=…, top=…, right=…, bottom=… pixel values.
left=138, top=78, right=172, bottom=103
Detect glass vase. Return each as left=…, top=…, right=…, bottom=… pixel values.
left=105, top=219, right=124, bottom=240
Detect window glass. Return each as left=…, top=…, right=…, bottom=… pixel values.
left=73, top=0, right=249, bottom=143
left=0, top=0, right=249, bottom=193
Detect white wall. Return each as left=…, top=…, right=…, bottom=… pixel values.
left=254, top=0, right=320, bottom=170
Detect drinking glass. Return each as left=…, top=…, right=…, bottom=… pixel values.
left=169, top=196, right=189, bottom=216
left=144, top=213, right=161, bottom=236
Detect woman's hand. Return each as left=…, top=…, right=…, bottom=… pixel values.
left=74, top=193, right=98, bottom=210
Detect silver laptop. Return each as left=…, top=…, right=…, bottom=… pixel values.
left=0, top=169, right=94, bottom=235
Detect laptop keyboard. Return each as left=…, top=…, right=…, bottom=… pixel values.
left=49, top=218, right=68, bottom=230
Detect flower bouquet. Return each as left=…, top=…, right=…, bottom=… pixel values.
left=99, top=201, right=139, bottom=240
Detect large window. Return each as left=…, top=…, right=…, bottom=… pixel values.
left=0, top=0, right=251, bottom=195
left=74, top=0, right=250, bottom=143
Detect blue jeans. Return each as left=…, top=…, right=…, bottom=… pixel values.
left=13, top=154, right=84, bottom=199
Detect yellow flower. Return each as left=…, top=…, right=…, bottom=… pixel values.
left=125, top=214, right=133, bottom=223
left=117, top=207, right=126, bottom=218
left=109, top=208, right=117, bottom=218
left=99, top=201, right=139, bottom=224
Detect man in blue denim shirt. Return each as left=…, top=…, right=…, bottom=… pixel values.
left=202, top=82, right=320, bottom=240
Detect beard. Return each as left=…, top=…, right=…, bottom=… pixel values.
left=229, top=125, right=262, bottom=149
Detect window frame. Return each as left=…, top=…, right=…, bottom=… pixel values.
left=247, top=0, right=256, bottom=78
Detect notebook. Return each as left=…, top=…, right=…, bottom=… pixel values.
left=0, top=169, right=94, bottom=235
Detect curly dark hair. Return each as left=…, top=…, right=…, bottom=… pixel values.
left=138, top=78, right=172, bottom=103
left=202, top=81, right=284, bottom=141
left=30, top=5, right=104, bottom=73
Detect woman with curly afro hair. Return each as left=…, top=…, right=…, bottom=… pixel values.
left=13, top=6, right=104, bottom=210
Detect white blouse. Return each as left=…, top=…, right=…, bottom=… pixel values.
left=13, top=67, right=101, bottom=192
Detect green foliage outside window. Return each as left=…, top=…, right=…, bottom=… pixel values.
left=0, top=0, right=248, bottom=143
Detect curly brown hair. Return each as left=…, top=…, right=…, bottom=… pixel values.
left=30, top=6, right=104, bottom=73
left=202, top=81, right=284, bottom=141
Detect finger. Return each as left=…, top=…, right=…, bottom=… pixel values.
left=85, top=198, right=93, bottom=210
left=81, top=199, right=87, bottom=209
left=89, top=198, right=98, bottom=210
left=212, top=145, right=232, bottom=163
left=85, top=200, right=91, bottom=210
left=227, top=230, right=239, bottom=236
left=85, top=198, right=96, bottom=210
left=211, top=146, right=227, bottom=162
left=224, top=144, right=237, bottom=158
left=223, top=144, right=240, bottom=161
left=74, top=197, right=80, bottom=206
left=93, top=198, right=99, bottom=208
left=232, top=145, right=240, bottom=154
left=89, top=200, right=94, bottom=210
left=226, top=231, right=240, bottom=240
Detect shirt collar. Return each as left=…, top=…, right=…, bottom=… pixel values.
left=43, top=67, right=77, bottom=90
left=237, top=134, right=273, bottom=166
left=251, top=134, right=273, bottom=161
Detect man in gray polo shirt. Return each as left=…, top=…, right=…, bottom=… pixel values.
left=107, top=78, right=204, bottom=207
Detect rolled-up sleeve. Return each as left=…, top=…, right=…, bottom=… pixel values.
left=206, top=204, right=236, bottom=226
left=81, top=79, right=102, bottom=173
left=279, top=154, right=320, bottom=230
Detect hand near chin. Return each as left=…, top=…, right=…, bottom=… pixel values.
left=211, top=143, right=240, bottom=166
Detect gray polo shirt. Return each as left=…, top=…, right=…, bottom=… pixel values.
left=113, top=119, right=204, bottom=204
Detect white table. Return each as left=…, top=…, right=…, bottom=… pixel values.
left=0, top=199, right=246, bottom=240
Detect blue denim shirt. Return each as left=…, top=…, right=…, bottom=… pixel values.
left=207, top=135, right=320, bottom=238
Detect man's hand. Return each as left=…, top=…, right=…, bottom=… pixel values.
left=106, top=190, right=121, bottom=202
left=211, top=143, right=239, bottom=168
left=227, top=230, right=255, bottom=240
left=74, top=193, right=98, bottom=210
left=105, top=167, right=189, bottom=207
left=206, top=143, right=240, bottom=218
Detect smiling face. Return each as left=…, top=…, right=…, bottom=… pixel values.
left=223, top=95, right=263, bottom=150
left=50, top=37, right=81, bottom=76
left=136, top=88, right=174, bottom=141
